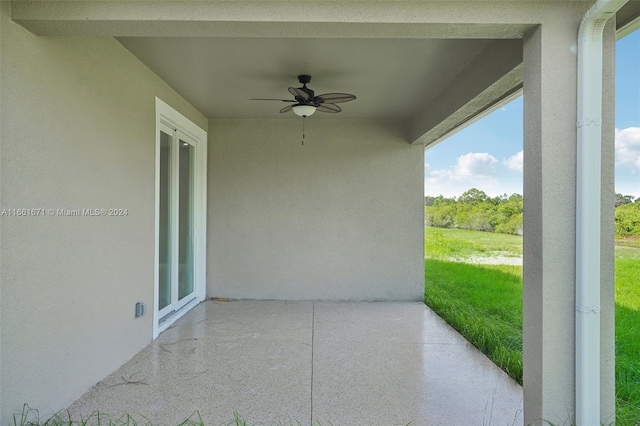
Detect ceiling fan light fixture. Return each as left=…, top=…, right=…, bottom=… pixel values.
left=292, top=105, right=316, bottom=117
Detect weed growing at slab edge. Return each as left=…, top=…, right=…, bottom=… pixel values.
left=13, top=405, right=205, bottom=426
left=11, top=405, right=251, bottom=426
left=13, top=404, right=410, bottom=426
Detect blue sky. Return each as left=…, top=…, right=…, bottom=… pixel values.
left=425, top=29, right=640, bottom=198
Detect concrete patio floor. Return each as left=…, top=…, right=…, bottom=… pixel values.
left=67, top=301, right=523, bottom=425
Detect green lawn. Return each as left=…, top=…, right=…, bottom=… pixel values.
left=424, top=227, right=640, bottom=425
left=615, top=239, right=640, bottom=424
left=424, top=259, right=523, bottom=383
left=425, top=227, right=522, bottom=260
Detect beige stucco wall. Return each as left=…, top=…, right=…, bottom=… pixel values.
left=0, top=2, right=207, bottom=422
left=207, top=119, right=424, bottom=301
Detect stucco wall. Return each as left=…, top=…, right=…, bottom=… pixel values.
left=208, top=119, right=424, bottom=301
left=0, top=2, right=207, bottom=421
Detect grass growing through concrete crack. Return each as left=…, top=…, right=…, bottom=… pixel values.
left=424, top=227, right=640, bottom=425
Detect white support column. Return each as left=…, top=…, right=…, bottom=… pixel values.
left=523, top=22, right=581, bottom=425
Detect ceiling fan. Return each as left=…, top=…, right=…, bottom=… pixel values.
left=250, top=75, right=356, bottom=117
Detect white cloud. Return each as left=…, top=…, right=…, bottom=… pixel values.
left=455, top=152, right=498, bottom=177
left=425, top=152, right=499, bottom=196
left=504, top=150, right=523, bottom=172
left=615, top=127, right=640, bottom=173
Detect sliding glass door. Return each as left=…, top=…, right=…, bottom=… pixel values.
left=158, top=126, right=198, bottom=319
left=155, top=98, right=206, bottom=335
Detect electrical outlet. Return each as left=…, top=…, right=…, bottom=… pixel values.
left=135, top=302, right=145, bottom=318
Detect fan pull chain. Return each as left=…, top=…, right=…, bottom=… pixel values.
left=302, top=116, right=306, bottom=146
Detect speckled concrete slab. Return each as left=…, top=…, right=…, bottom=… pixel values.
left=66, top=300, right=522, bottom=426
left=66, top=300, right=313, bottom=425
left=311, top=302, right=523, bottom=426
left=313, top=301, right=470, bottom=345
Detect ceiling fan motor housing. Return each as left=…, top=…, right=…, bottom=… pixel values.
left=295, top=75, right=316, bottom=103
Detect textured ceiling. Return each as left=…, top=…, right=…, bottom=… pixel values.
left=117, top=37, right=492, bottom=120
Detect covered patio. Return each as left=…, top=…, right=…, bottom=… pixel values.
left=66, top=301, right=522, bottom=425
left=3, top=2, right=640, bottom=424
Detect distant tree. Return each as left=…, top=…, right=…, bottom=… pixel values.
left=498, top=195, right=523, bottom=218
left=458, top=188, right=489, bottom=205
left=426, top=202, right=457, bottom=228
left=615, top=202, right=640, bottom=238
left=424, top=196, right=437, bottom=207
left=433, top=195, right=456, bottom=206
left=465, top=202, right=498, bottom=232
left=495, top=212, right=523, bottom=235
left=490, top=194, right=509, bottom=205
left=615, top=193, right=636, bottom=207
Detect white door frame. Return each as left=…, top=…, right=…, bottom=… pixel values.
left=153, top=97, right=207, bottom=339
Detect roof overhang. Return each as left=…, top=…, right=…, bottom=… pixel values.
left=9, top=1, right=639, bottom=145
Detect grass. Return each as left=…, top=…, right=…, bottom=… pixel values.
left=614, top=237, right=640, bottom=425
left=425, top=227, right=522, bottom=260
left=12, top=405, right=317, bottom=426
left=13, top=405, right=206, bottom=426
left=424, top=259, right=523, bottom=383
left=424, top=227, right=640, bottom=425
left=424, top=227, right=524, bottom=384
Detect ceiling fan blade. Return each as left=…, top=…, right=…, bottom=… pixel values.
left=316, top=103, right=342, bottom=113
left=279, top=105, right=294, bottom=113
left=288, top=87, right=310, bottom=100
left=317, top=93, right=356, bottom=104
left=250, top=98, right=296, bottom=102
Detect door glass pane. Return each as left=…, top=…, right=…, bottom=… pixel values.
left=178, top=139, right=195, bottom=301
left=158, top=131, right=172, bottom=310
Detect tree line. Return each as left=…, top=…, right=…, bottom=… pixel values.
left=424, top=188, right=523, bottom=234
left=425, top=188, right=640, bottom=239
